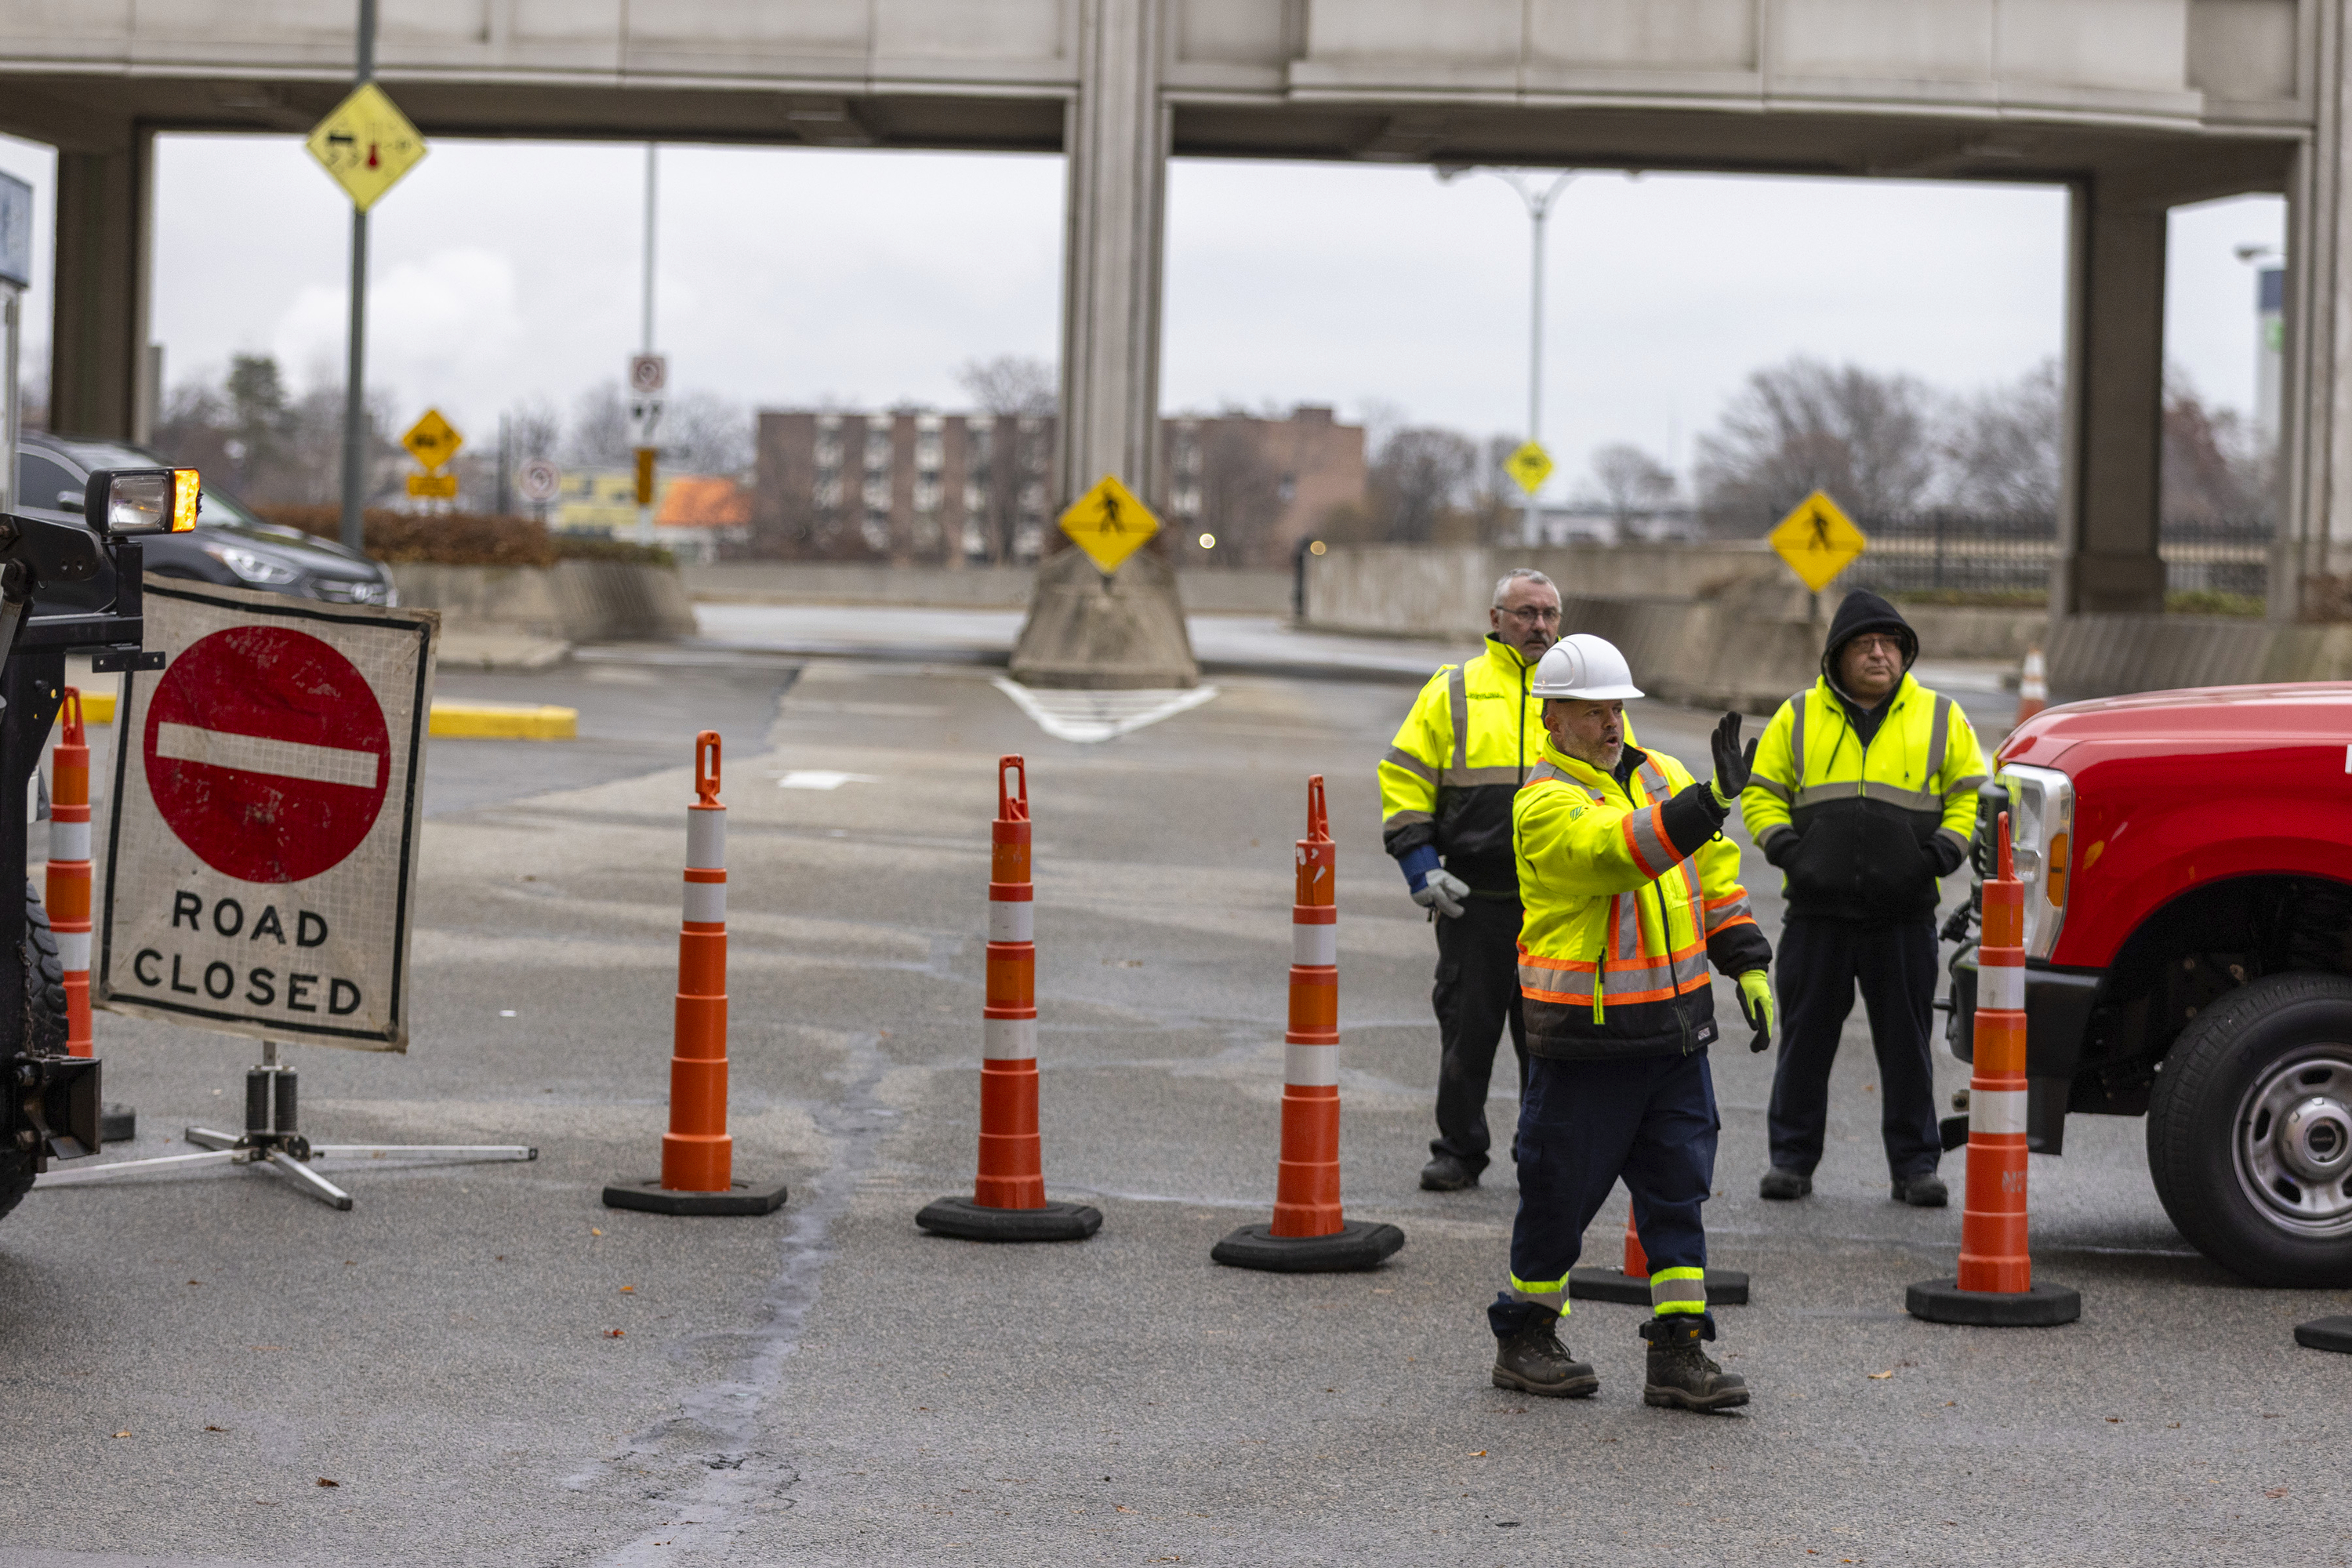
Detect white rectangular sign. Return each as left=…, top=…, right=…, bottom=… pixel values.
left=97, top=579, right=439, bottom=1051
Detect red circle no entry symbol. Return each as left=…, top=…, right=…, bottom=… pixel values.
left=143, top=626, right=391, bottom=884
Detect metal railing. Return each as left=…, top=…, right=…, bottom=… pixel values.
left=1813, top=512, right=2274, bottom=599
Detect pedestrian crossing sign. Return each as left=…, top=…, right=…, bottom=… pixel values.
left=1059, top=474, right=1159, bottom=574
left=1769, top=490, right=1868, bottom=593
left=1504, top=441, right=1554, bottom=495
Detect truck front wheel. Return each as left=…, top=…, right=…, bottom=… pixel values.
left=2149, top=971, right=2352, bottom=1286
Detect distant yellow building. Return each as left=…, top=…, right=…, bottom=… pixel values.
left=551, top=468, right=750, bottom=564
left=552, top=470, right=667, bottom=535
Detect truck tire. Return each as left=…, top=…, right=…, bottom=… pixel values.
left=2148, top=971, right=2352, bottom=1287
left=0, top=879, right=73, bottom=1226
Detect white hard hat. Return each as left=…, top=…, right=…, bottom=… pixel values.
left=1530, top=633, right=1645, bottom=701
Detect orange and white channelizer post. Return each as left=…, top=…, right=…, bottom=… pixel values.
left=49, top=689, right=93, bottom=1057
left=916, top=756, right=1100, bottom=1242
left=1213, top=775, right=1402, bottom=1272
left=603, top=731, right=786, bottom=1215
left=1907, top=811, right=2078, bottom=1324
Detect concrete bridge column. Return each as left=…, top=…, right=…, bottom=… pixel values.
left=1056, top=0, right=1167, bottom=512
left=47, top=126, right=154, bottom=442
left=2052, top=181, right=2169, bottom=619
left=2275, top=0, right=2352, bottom=620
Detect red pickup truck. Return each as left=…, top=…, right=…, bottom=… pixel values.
left=1949, top=682, right=2352, bottom=1287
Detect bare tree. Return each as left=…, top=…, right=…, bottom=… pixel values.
left=2163, top=368, right=2271, bottom=523
left=506, top=397, right=562, bottom=462
left=1694, top=356, right=1936, bottom=529
left=1185, top=415, right=1290, bottom=567
left=955, top=355, right=1057, bottom=417
left=1370, top=426, right=1480, bottom=543
left=1941, top=360, right=2061, bottom=516
left=565, top=383, right=633, bottom=468
left=1588, top=441, right=1677, bottom=525
left=662, top=390, right=755, bottom=475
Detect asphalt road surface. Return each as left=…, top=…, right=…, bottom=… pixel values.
left=2, top=650, right=2345, bottom=1567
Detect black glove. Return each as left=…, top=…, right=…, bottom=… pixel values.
left=1708, top=712, right=1758, bottom=808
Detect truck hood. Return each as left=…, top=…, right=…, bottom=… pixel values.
left=2001, top=681, right=2352, bottom=769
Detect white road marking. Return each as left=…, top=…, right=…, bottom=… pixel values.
left=777, top=771, right=880, bottom=790
left=990, top=678, right=1218, bottom=744
left=154, top=721, right=382, bottom=789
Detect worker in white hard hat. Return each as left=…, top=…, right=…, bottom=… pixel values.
left=1487, top=633, right=1777, bottom=1414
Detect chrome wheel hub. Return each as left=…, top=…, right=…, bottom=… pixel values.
left=2235, top=1049, right=2352, bottom=1236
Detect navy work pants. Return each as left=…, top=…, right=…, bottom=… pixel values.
left=1430, top=895, right=1527, bottom=1174
left=1508, top=1050, right=1719, bottom=1307
left=1766, top=916, right=1941, bottom=1179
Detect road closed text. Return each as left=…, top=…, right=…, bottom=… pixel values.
left=125, top=893, right=365, bottom=1017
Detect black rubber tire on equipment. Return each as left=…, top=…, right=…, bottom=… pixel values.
left=1211, top=1221, right=1404, bottom=1272
left=2146, top=971, right=2352, bottom=1287
left=602, top=1178, right=789, bottom=1216
left=916, top=1196, right=1102, bottom=1242
left=0, top=879, right=78, bottom=1226
left=1569, top=1266, right=1750, bottom=1306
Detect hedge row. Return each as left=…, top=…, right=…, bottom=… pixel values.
left=251, top=506, right=673, bottom=568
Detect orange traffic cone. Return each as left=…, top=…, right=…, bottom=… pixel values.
left=1908, top=811, right=2078, bottom=1325
left=919, top=757, right=1101, bottom=1242
left=605, top=731, right=787, bottom=1215
left=1569, top=1194, right=1750, bottom=1304
left=1214, top=775, right=1403, bottom=1272
left=2013, top=648, right=2049, bottom=728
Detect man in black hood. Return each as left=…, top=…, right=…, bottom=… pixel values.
left=1737, top=590, right=1988, bottom=1205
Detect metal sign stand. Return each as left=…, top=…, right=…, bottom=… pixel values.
left=35, top=1039, right=535, bottom=1210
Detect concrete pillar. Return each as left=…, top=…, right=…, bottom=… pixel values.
left=2275, top=0, right=2351, bottom=619
left=2051, top=181, right=2169, bottom=619
left=48, top=129, right=154, bottom=442
left=1056, top=0, right=1167, bottom=514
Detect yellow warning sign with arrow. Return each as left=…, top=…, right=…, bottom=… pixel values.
left=1503, top=441, right=1554, bottom=496
left=1058, top=474, right=1158, bottom=574
left=1769, top=490, right=1868, bottom=593
left=305, top=82, right=428, bottom=212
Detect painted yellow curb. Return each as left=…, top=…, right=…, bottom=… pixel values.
left=69, top=690, right=117, bottom=725
left=428, top=702, right=579, bottom=740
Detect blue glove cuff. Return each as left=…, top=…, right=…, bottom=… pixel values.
left=1397, top=844, right=1441, bottom=893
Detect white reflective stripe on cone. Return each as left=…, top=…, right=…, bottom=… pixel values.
left=988, top=900, right=1034, bottom=942
left=1291, top=923, right=1337, bottom=967
left=49, top=820, right=89, bottom=861
left=1283, top=1042, right=1338, bottom=1087
left=686, top=810, right=726, bottom=871
left=1969, top=1087, right=2028, bottom=1136
left=1979, top=964, right=2025, bottom=1012
left=54, top=931, right=89, bottom=971
left=682, top=879, right=726, bottom=924
left=983, top=1014, right=1037, bottom=1060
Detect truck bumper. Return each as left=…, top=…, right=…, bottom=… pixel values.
left=1946, top=950, right=2103, bottom=1155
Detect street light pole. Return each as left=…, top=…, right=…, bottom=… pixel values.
left=338, top=0, right=377, bottom=554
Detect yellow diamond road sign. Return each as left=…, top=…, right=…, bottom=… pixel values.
left=402, top=408, right=463, bottom=471
left=1504, top=441, right=1554, bottom=496
left=1769, top=489, right=1869, bottom=593
left=1059, top=474, right=1159, bottom=575
left=306, top=82, right=428, bottom=212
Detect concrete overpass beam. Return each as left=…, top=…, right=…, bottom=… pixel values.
left=48, top=127, right=154, bottom=443
left=2053, top=180, right=2168, bottom=618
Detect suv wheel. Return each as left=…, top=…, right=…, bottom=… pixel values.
left=2148, top=971, right=2352, bottom=1286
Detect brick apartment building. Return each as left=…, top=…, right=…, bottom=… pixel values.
left=751, top=405, right=1363, bottom=569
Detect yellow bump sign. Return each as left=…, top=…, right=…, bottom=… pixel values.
left=1769, top=489, right=1869, bottom=593
left=402, top=408, right=463, bottom=470
left=305, top=82, right=428, bottom=213
left=1504, top=441, right=1554, bottom=496
left=405, top=472, right=457, bottom=499
left=1058, top=474, right=1159, bottom=575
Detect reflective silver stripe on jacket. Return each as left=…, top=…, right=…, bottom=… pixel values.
left=1793, top=779, right=1945, bottom=812
left=1448, top=665, right=1468, bottom=774
left=1449, top=765, right=1532, bottom=787
left=1748, top=775, right=1792, bottom=803
left=1925, top=695, right=1952, bottom=784
left=1524, top=760, right=1570, bottom=785
left=1788, top=694, right=1807, bottom=782
left=1624, top=805, right=1679, bottom=875
left=1381, top=745, right=1437, bottom=783
left=1381, top=808, right=1434, bottom=829
left=1946, top=771, right=1989, bottom=804
left=1704, top=894, right=1755, bottom=933
left=1614, top=895, right=1641, bottom=961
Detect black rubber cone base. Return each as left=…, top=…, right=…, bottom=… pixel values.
left=2295, top=1316, right=2352, bottom=1352
left=1569, top=1266, right=1749, bottom=1306
left=602, top=1178, right=789, bottom=1216
left=1907, top=1277, right=2080, bottom=1326
left=1212, top=1221, right=1405, bottom=1273
left=100, top=1102, right=136, bottom=1144
left=917, top=1196, right=1101, bottom=1242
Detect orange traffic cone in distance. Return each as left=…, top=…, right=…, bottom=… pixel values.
left=918, top=756, right=1101, bottom=1243
left=1569, top=1192, right=1750, bottom=1305
left=604, top=731, right=787, bottom=1216
left=2013, top=648, right=2049, bottom=729
left=1907, top=811, right=2078, bottom=1326
left=1213, top=775, right=1403, bottom=1272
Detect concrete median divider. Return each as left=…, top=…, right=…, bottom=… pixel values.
left=388, top=559, right=696, bottom=646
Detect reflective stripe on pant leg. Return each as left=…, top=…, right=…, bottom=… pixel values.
left=1510, top=1276, right=1570, bottom=1316
left=1649, top=1265, right=1706, bottom=1314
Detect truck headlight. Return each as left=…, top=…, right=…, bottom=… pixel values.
left=1998, top=762, right=2074, bottom=959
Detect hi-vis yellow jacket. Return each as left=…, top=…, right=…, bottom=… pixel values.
left=1513, top=739, right=1772, bottom=1060
left=1380, top=637, right=1635, bottom=893
left=1739, top=673, right=1987, bottom=922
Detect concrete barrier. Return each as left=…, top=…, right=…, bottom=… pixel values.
left=1302, top=542, right=1782, bottom=636
left=388, top=561, right=697, bottom=644
left=682, top=560, right=1291, bottom=614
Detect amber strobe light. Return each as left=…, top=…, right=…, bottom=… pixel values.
left=171, top=469, right=201, bottom=532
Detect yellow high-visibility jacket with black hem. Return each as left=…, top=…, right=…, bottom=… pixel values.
left=1739, top=673, right=1987, bottom=924
left=1513, top=739, right=1771, bottom=1060
left=1379, top=637, right=1635, bottom=894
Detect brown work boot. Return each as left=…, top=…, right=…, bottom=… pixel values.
left=1490, top=1304, right=1598, bottom=1399
left=1641, top=1314, right=1748, bottom=1412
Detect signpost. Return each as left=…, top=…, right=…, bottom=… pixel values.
left=1058, top=475, right=1159, bottom=575
left=1769, top=489, right=1869, bottom=608
left=402, top=408, right=462, bottom=505
left=629, top=354, right=666, bottom=544
left=517, top=457, right=561, bottom=525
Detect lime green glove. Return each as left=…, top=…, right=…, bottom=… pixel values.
left=1737, top=970, right=1776, bottom=1054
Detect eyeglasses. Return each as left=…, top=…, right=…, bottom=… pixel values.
left=1497, top=604, right=1561, bottom=624
left=1847, top=634, right=1905, bottom=656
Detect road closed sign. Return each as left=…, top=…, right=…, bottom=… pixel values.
left=97, top=580, right=438, bottom=1051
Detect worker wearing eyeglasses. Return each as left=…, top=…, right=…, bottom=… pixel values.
left=1379, top=568, right=1633, bottom=1192
left=1740, top=590, right=1987, bottom=1207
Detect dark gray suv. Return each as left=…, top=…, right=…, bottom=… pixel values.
left=16, top=432, right=397, bottom=608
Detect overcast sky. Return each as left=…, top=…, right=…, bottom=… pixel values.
left=0, top=130, right=2286, bottom=496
